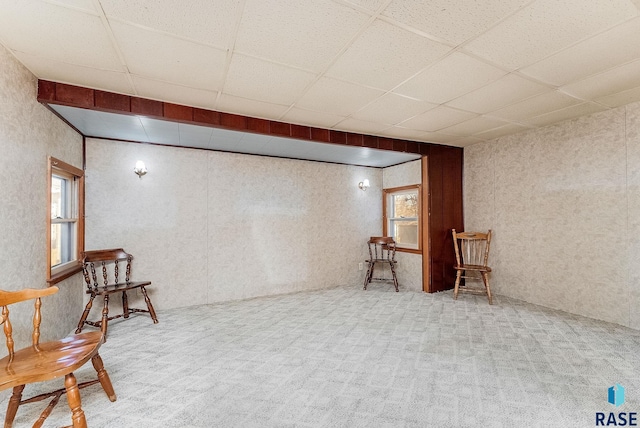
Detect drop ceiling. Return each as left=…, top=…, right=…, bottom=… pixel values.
left=2, top=0, right=640, bottom=158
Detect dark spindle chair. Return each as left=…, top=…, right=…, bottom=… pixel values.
left=76, top=248, right=158, bottom=341
left=363, top=236, right=399, bottom=292
left=0, top=286, right=116, bottom=428
left=452, top=229, right=493, bottom=304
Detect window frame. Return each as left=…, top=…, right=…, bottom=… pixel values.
left=383, top=184, right=422, bottom=254
left=47, top=156, right=84, bottom=285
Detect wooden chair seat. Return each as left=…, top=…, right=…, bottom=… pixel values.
left=76, top=248, right=158, bottom=341
left=452, top=229, right=493, bottom=304
left=0, top=287, right=116, bottom=428
left=0, top=331, right=105, bottom=391
left=454, top=264, right=491, bottom=273
left=88, top=280, right=151, bottom=294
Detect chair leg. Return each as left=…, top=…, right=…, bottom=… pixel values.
left=122, top=291, right=129, bottom=319
left=389, top=261, right=399, bottom=292
left=482, top=272, right=493, bottom=305
left=92, top=354, right=117, bottom=402
left=4, top=384, right=25, bottom=427
left=64, top=373, right=87, bottom=428
left=454, top=270, right=462, bottom=300
left=140, top=287, right=159, bottom=324
left=75, top=294, right=95, bottom=334
left=363, top=262, right=373, bottom=290
left=101, top=294, right=110, bottom=340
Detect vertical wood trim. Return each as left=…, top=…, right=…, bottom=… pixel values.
left=422, top=156, right=430, bottom=292
left=46, top=158, right=53, bottom=284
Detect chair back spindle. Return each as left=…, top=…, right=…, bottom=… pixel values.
left=2, top=305, right=14, bottom=362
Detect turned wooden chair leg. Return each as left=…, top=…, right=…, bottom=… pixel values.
left=389, top=261, right=399, bottom=292
left=482, top=272, right=493, bottom=305
left=363, top=262, right=373, bottom=290
left=139, top=287, right=159, bottom=323
left=453, top=270, right=462, bottom=300
left=101, top=294, right=110, bottom=340
left=92, top=354, right=117, bottom=402
left=122, top=291, right=129, bottom=319
left=75, top=294, right=95, bottom=334
left=64, top=373, right=87, bottom=428
left=4, top=384, right=25, bottom=427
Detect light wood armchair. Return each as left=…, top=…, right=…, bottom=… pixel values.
left=0, top=286, right=116, bottom=428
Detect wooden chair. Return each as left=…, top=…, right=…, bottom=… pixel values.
left=76, top=248, right=158, bottom=341
left=0, top=286, right=116, bottom=428
left=363, top=237, right=399, bottom=292
left=452, top=229, right=493, bottom=304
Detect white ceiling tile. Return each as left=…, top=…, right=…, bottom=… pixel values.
left=393, top=52, right=507, bottom=104
left=140, top=117, right=180, bottom=145
left=464, top=0, right=638, bottom=70
left=178, top=123, right=213, bottom=148
left=239, top=132, right=272, bottom=146
left=447, top=136, right=487, bottom=147
left=472, top=123, right=532, bottom=141
left=522, top=102, right=608, bottom=127
left=44, top=0, right=100, bottom=14
left=281, top=108, right=346, bottom=129
left=110, top=21, right=227, bottom=91
left=352, top=93, right=437, bottom=125
left=520, top=17, right=640, bottom=86
left=439, top=116, right=511, bottom=136
left=50, top=105, right=149, bottom=141
left=560, top=59, right=640, bottom=100
left=100, top=0, right=241, bottom=49
left=216, top=94, right=290, bottom=121
left=335, top=0, right=388, bottom=13
left=0, top=1, right=122, bottom=70
left=446, top=74, right=550, bottom=114
left=132, top=76, right=218, bottom=110
left=334, top=117, right=391, bottom=134
left=296, top=77, right=385, bottom=116
left=399, top=106, right=478, bottom=132
left=420, top=132, right=461, bottom=144
left=208, top=127, right=246, bottom=151
left=235, top=0, right=370, bottom=72
left=379, top=126, right=430, bottom=141
left=595, top=85, right=640, bottom=107
left=223, top=54, right=317, bottom=106
left=13, top=51, right=135, bottom=95
left=382, top=0, right=530, bottom=45
left=490, top=90, right=583, bottom=122
left=326, top=19, right=451, bottom=90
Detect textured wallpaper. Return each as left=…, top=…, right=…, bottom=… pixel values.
left=0, top=44, right=84, bottom=352
left=465, top=105, right=639, bottom=329
left=85, top=138, right=384, bottom=310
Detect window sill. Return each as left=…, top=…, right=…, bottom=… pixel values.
left=47, top=263, right=83, bottom=285
left=395, top=247, right=422, bottom=255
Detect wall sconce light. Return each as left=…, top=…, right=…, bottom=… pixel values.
left=134, top=160, right=147, bottom=178
left=358, top=179, right=370, bottom=191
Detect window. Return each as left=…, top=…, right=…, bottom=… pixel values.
left=383, top=185, right=421, bottom=251
left=47, top=157, right=84, bottom=284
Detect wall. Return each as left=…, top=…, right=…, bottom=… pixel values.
left=382, top=159, right=422, bottom=291
left=85, top=138, right=383, bottom=310
left=0, top=44, right=84, bottom=351
left=464, top=103, right=640, bottom=329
